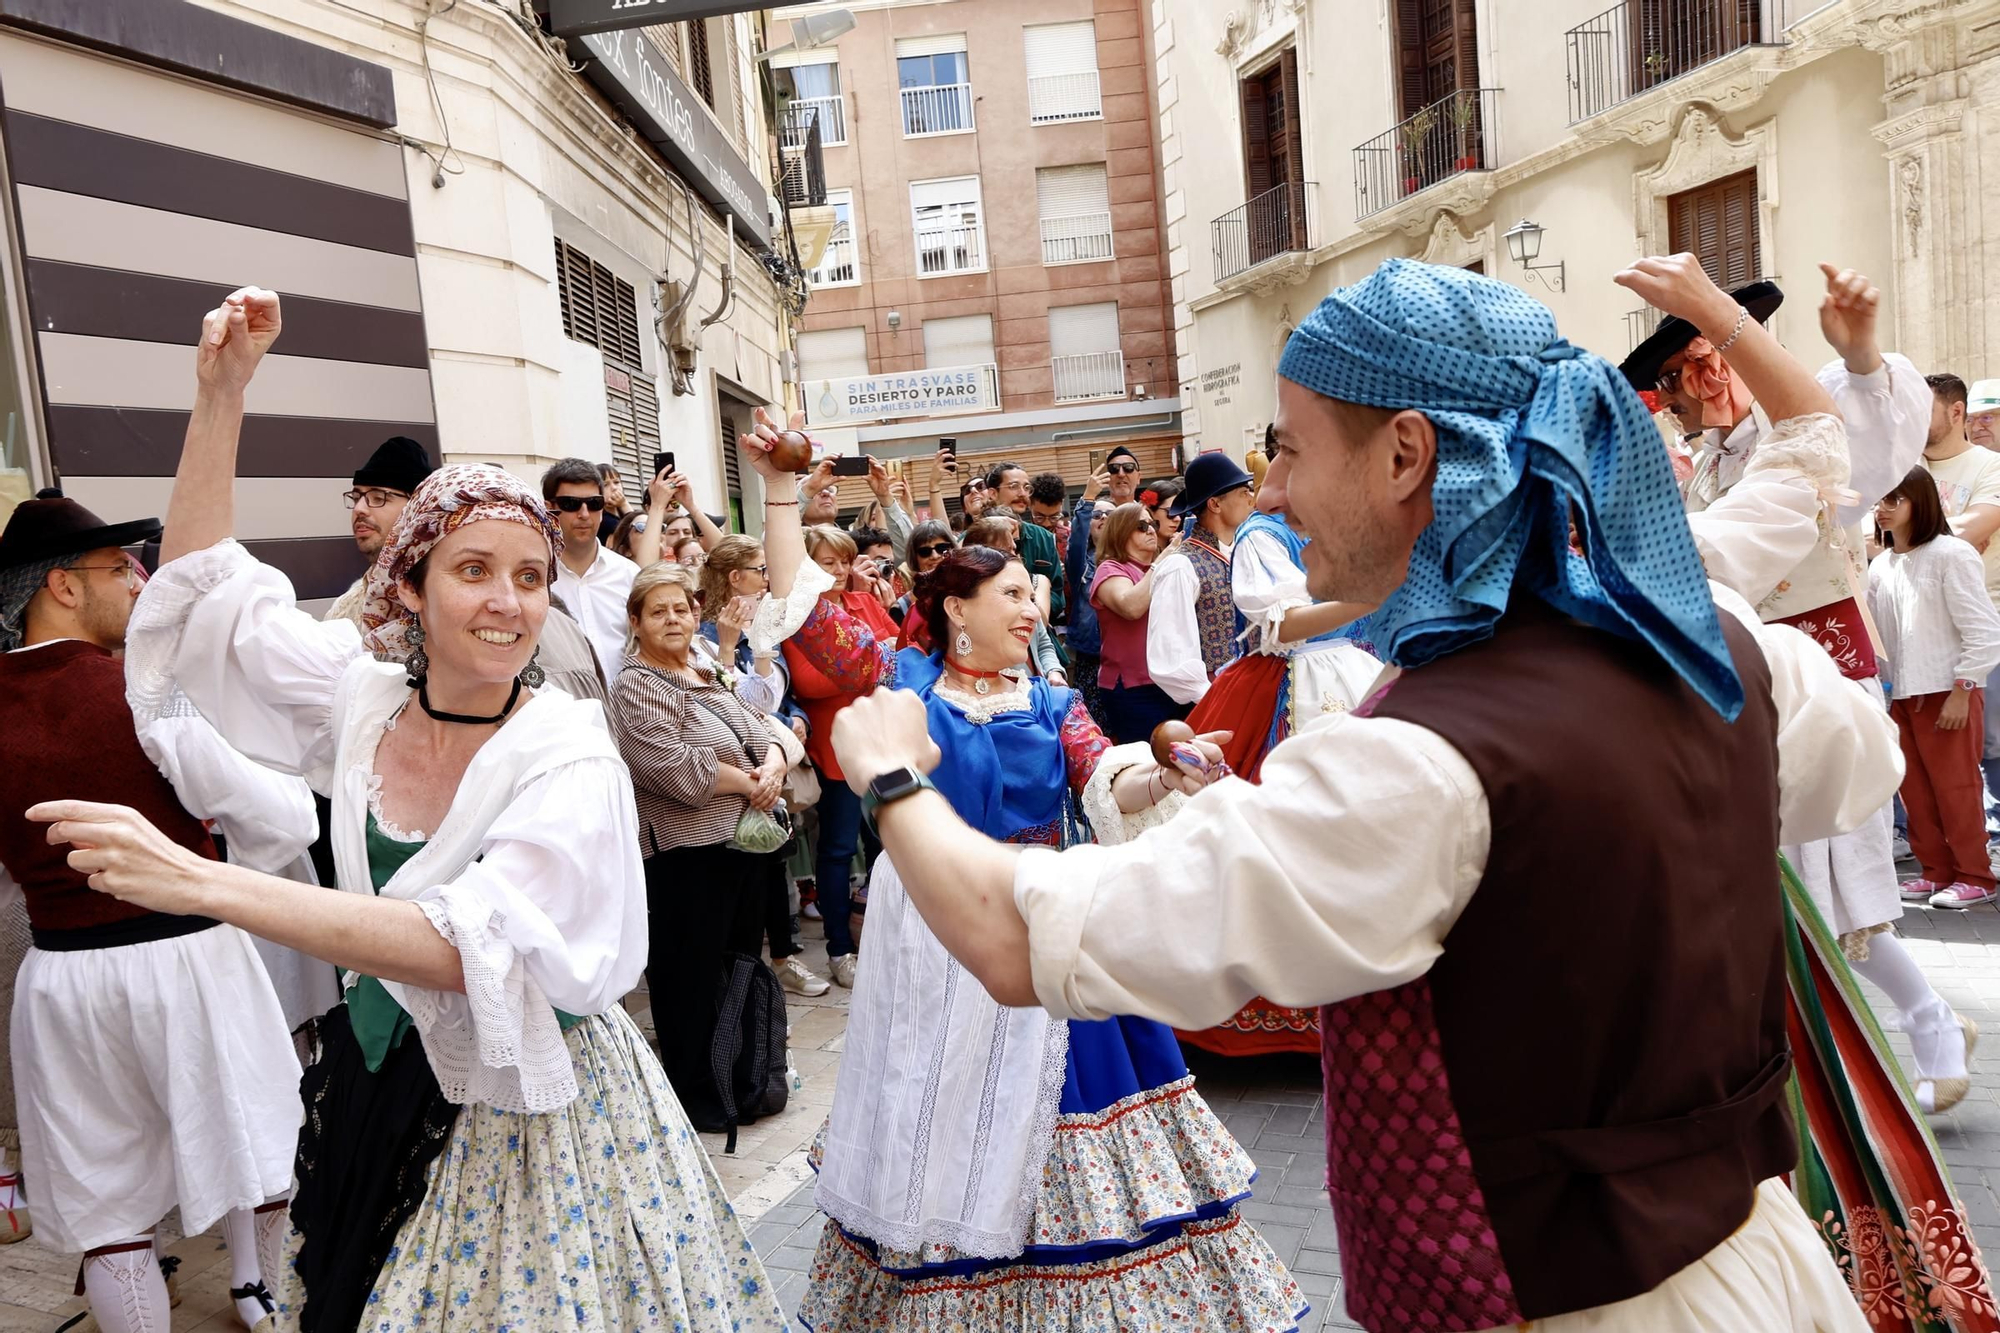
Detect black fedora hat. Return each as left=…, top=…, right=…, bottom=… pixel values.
left=1171, top=451, right=1256, bottom=519
left=352, top=435, right=437, bottom=493
left=0, top=494, right=161, bottom=569
left=1619, top=281, right=1784, bottom=392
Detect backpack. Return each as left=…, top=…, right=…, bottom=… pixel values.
left=708, top=952, right=791, bottom=1153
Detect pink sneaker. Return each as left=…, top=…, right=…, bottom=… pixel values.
left=1901, top=877, right=1943, bottom=902
left=1929, top=881, right=1998, bottom=910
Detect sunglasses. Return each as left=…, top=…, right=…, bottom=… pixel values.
left=1136, top=520, right=1159, bottom=532
left=915, top=541, right=954, bottom=557
left=1106, top=462, right=1139, bottom=474
left=552, top=495, right=606, bottom=513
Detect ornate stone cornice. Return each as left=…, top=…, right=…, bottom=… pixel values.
left=1872, top=99, right=1968, bottom=150
left=1214, top=248, right=1316, bottom=298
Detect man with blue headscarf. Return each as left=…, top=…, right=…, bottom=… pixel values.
left=829, top=256, right=1902, bottom=1332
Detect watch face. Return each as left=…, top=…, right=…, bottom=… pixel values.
left=870, top=766, right=922, bottom=800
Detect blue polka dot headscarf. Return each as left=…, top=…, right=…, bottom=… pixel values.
left=1278, top=258, right=1742, bottom=720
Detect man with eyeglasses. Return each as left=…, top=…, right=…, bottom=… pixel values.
left=1063, top=445, right=1142, bottom=725
left=324, top=436, right=435, bottom=626
left=544, top=456, right=640, bottom=674
left=0, top=493, right=309, bottom=1324
left=983, top=461, right=1065, bottom=630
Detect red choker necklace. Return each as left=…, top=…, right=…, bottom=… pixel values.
left=945, top=663, right=1008, bottom=696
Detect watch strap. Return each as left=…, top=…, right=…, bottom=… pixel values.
left=862, top=769, right=939, bottom=827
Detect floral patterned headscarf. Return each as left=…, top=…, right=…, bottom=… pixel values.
left=357, top=463, right=563, bottom=662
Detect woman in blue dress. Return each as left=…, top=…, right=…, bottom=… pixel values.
left=745, top=414, right=1306, bottom=1332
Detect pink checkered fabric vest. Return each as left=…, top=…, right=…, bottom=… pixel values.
left=1320, top=597, right=1792, bottom=1331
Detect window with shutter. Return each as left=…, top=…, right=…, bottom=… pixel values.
left=1631, top=1, right=1763, bottom=90
left=896, top=35, right=971, bottom=135
left=922, top=314, right=995, bottom=370
left=1036, top=164, right=1113, bottom=265
left=555, top=238, right=657, bottom=491
left=1235, top=51, right=1308, bottom=264
left=799, top=326, right=870, bottom=382
left=1049, top=302, right=1123, bottom=402
left=1393, top=0, right=1481, bottom=115
left=685, top=19, right=714, bottom=107
left=1667, top=170, right=1761, bottom=290
left=910, top=175, right=987, bottom=277
left=1025, top=21, right=1101, bottom=123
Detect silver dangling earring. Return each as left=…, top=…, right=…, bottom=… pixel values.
left=403, top=619, right=429, bottom=687
left=954, top=627, right=973, bottom=658
left=518, top=645, right=546, bottom=690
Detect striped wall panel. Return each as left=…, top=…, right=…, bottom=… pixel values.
left=0, top=31, right=435, bottom=599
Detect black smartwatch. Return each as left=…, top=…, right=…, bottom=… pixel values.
left=861, top=765, right=938, bottom=828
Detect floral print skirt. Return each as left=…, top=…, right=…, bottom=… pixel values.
left=280, top=1005, right=788, bottom=1333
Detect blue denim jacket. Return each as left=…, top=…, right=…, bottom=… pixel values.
left=1065, top=510, right=1101, bottom=657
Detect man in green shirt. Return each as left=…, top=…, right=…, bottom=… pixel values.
left=985, top=461, right=1065, bottom=628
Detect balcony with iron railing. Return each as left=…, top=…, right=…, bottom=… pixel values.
left=1626, top=306, right=1664, bottom=353
left=781, top=94, right=847, bottom=148
left=916, top=222, right=985, bottom=277
left=810, top=229, right=856, bottom=287
left=1354, top=88, right=1497, bottom=221
left=1566, top=0, right=1793, bottom=123
left=1028, top=70, right=1102, bottom=124
left=1211, top=180, right=1317, bottom=283
left=901, top=82, right=975, bottom=137
left=778, top=116, right=826, bottom=208
left=1052, top=350, right=1126, bottom=402
left=1041, top=212, right=1114, bottom=266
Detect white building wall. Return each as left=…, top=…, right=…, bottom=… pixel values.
left=185, top=0, right=789, bottom=517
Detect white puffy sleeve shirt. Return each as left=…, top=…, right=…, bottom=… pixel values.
left=126, top=540, right=648, bottom=1113
left=1144, top=550, right=1212, bottom=705
left=1233, top=526, right=1314, bottom=655
left=1012, top=586, right=1903, bottom=1028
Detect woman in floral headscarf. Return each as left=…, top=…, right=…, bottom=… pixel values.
left=32, top=289, right=786, bottom=1333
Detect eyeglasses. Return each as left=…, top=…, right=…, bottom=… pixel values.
left=1106, top=462, right=1139, bottom=475
left=1653, top=366, right=1685, bottom=397
left=342, top=487, right=409, bottom=509
left=64, top=562, right=143, bottom=590
left=551, top=495, right=607, bottom=513
left=915, top=542, right=954, bottom=557
left=744, top=565, right=769, bottom=577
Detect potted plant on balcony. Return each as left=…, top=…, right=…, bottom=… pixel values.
left=1449, top=94, right=1480, bottom=172
left=1400, top=104, right=1439, bottom=196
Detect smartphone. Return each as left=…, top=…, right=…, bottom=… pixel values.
left=938, top=437, right=958, bottom=475
left=831, top=454, right=871, bottom=477
left=653, top=450, right=674, bottom=476
left=1089, top=448, right=1108, bottom=476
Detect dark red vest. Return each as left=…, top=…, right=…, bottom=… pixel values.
left=1321, top=599, right=1792, bottom=1330
left=0, top=641, right=218, bottom=934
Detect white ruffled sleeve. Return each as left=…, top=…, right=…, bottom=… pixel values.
left=1232, top=527, right=1313, bottom=654
left=390, top=753, right=648, bottom=1114
left=749, top=559, right=835, bottom=654
left=135, top=692, right=318, bottom=874
left=124, top=539, right=366, bottom=792
left=1685, top=412, right=1847, bottom=606
left=1822, top=353, right=1929, bottom=523
left=1078, top=740, right=1188, bottom=846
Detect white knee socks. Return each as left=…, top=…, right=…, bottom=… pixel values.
left=254, top=1196, right=292, bottom=1298
left=81, top=1236, right=171, bottom=1333
left=1852, top=932, right=1964, bottom=1080
left=223, top=1198, right=288, bottom=1329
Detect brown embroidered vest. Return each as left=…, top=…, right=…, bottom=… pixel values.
left=1320, top=597, right=1791, bottom=1330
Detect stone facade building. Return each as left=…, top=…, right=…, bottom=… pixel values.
left=1150, top=0, right=2000, bottom=459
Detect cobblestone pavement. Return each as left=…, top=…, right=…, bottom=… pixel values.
left=8, top=894, right=2000, bottom=1331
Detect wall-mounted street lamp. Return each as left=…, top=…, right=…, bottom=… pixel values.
left=1503, top=218, right=1566, bottom=293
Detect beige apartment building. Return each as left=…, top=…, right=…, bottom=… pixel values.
left=773, top=0, right=1184, bottom=497
left=1151, top=0, right=2000, bottom=460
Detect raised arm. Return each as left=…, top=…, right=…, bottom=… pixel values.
left=745, top=407, right=811, bottom=601
left=160, top=288, right=283, bottom=565
left=1614, top=254, right=1837, bottom=428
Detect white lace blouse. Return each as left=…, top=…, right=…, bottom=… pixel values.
left=123, top=540, right=647, bottom=1114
